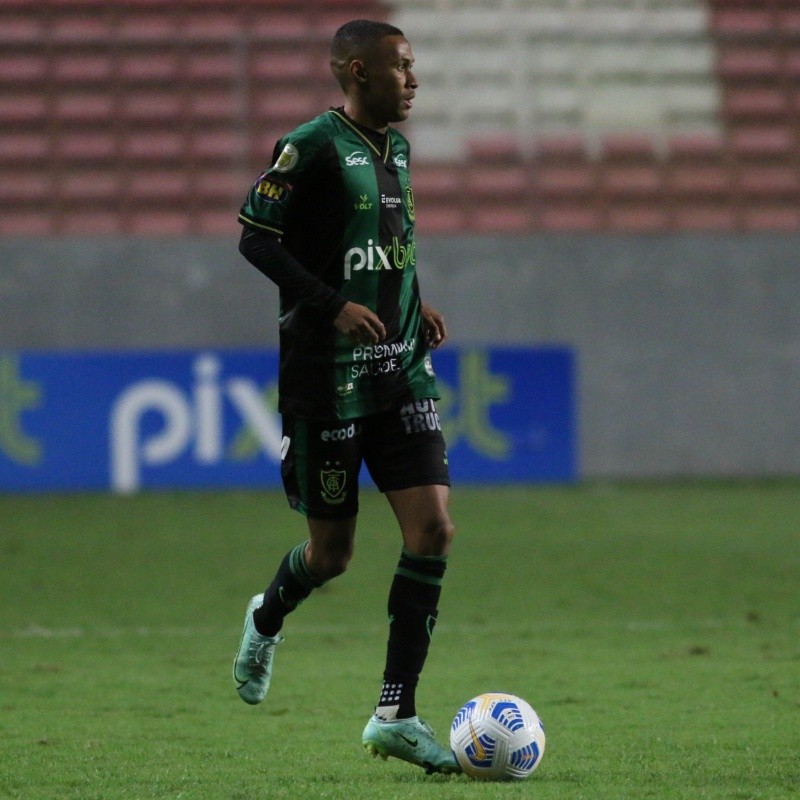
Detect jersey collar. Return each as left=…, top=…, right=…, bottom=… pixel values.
left=328, top=108, right=391, bottom=163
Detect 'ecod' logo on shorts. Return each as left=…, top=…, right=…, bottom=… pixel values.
left=320, top=422, right=362, bottom=442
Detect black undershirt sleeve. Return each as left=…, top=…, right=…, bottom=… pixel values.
left=239, top=226, right=348, bottom=321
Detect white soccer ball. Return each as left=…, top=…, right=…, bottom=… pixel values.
left=450, top=692, right=546, bottom=780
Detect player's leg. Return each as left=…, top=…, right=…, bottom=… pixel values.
left=360, top=403, right=459, bottom=773
left=233, top=415, right=361, bottom=704
left=378, top=483, right=453, bottom=719
left=362, top=484, right=457, bottom=773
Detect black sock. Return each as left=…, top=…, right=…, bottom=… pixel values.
left=376, top=548, right=447, bottom=720
left=252, top=542, right=323, bottom=636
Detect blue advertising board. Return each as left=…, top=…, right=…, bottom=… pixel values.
left=0, top=347, right=575, bottom=492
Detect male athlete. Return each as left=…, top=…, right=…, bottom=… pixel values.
left=233, top=20, right=459, bottom=775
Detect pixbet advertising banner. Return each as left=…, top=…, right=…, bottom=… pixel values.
left=0, top=347, right=575, bottom=493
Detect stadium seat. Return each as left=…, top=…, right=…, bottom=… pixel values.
left=51, top=15, right=114, bottom=43
left=0, top=54, right=48, bottom=85
left=716, top=48, right=781, bottom=81
left=0, top=94, right=48, bottom=125
left=724, top=86, right=788, bottom=122
left=120, top=90, right=185, bottom=123
left=59, top=171, right=120, bottom=202
left=606, top=205, right=670, bottom=233
left=122, top=131, right=184, bottom=162
left=736, top=165, right=800, bottom=199
left=117, top=14, right=181, bottom=43
left=710, top=9, right=775, bottom=38
left=413, top=206, right=467, bottom=235
left=0, top=169, right=53, bottom=203
left=117, top=52, right=181, bottom=83
left=671, top=203, right=737, bottom=231
left=58, top=132, right=118, bottom=163
left=52, top=53, right=115, bottom=85
left=188, top=130, right=245, bottom=164
left=468, top=205, right=532, bottom=233
left=740, top=206, right=800, bottom=231
left=0, top=15, right=45, bottom=43
left=0, top=133, right=49, bottom=165
left=0, top=211, right=55, bottom=237
left=538, top=205, right=602, bottom=232
left=534, top=163, right=597, bottom=200
left=128, top=171, right=190, bottom=202
left=54, top=92, right=115, bottom=123
left=729, top=126, right=795, bottom=159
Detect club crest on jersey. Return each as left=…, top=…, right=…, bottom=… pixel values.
left=393, top=153, right=408, bottom=169
left=320, top=466, right=347, bottom=505
left=273, top=142, right=299, bottom=173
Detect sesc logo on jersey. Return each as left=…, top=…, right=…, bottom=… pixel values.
left=273, top=142, right=299, bottom=173
left=345, top=150, right=370, bottom=167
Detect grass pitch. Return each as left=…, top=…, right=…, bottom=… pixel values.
left=1, top=483, right=798, bottom=799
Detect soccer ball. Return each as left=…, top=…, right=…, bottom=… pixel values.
left=450, top=692, right=545, bottom=780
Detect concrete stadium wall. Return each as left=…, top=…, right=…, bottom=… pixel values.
left=2, top=234, right=798, bottom=479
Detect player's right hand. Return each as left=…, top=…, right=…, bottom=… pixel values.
left=334, top=301, right=386, bottom=344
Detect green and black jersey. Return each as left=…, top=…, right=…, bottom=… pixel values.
left=239, top=108, right=440, bottom=420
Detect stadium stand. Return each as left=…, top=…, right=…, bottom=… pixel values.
left=1, top=0, right=799, bottom=235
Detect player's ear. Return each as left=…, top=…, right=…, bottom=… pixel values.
left=350, top=59, right=368, bottom=84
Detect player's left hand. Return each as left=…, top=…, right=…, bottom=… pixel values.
left=421, top=303, right=447, bottom=350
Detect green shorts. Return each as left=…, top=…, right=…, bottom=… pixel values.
left=280, top=400, right=450, bottom=519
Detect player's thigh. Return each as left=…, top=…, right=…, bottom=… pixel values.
left=280, top=416, right=364, bottom=520
left=362, top=401, right=453, bottom=554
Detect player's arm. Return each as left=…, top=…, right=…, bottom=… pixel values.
left=421, top=302, right=447, bottom=350
left=239, top=227, right=385, bottom=343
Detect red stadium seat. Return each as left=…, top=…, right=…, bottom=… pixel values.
left=117, top=52, right=181, bottom=84
left=671, top=203, right=737, bottom=232
left=0, top=212, right=55, bottom=236
left=538, top=205, right=602, bottom=232
left=51, top=15, right=113, bottom=43
left=606, top=206, right=670, bottom=233
left=741, top=206, right=800, bottom=231
left=0, top=169, right=53, bottom=203
left=0, top=54, right=48, bottom=86
left=0, top=94, right=48, bottom=124
left=729, top=126, right=795, bottom=159
left=468, top=205, right=532, bottom=233
left=717, top=48, right=780, bottom=81
left=413, top=205, right=466, bottom=235
left=535, top=163, right=596, bottom=200
left=737, top=165, right=800, bottom=199
left=52, top=53, right=115, bottom=86
left=0, top=133, right=49, bottom=164
left=724, top=86, right=788, bottom=122
left=710, top=9, right=775, bottom=38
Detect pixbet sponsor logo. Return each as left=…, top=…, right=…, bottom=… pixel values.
left=109, top=354, right=281, bottom=492
left=343, top=237, right=416, bottom=280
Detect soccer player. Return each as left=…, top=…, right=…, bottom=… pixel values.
left=233, top=19, right=459, bottom=775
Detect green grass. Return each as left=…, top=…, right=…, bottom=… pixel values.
left=1, top=483, right=798, bottom=799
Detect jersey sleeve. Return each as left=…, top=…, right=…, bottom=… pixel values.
left=237, top=127, right=322, bottom=235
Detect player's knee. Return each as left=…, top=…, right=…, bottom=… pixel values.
left=307, top=538, right=354, bottom=581
left=418, top=515, right=456, bottom=557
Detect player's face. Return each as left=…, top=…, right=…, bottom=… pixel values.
left=363, top=36, right=418, bottom=127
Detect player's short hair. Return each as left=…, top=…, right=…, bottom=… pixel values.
left=330, top=19, right=405, bottom=89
